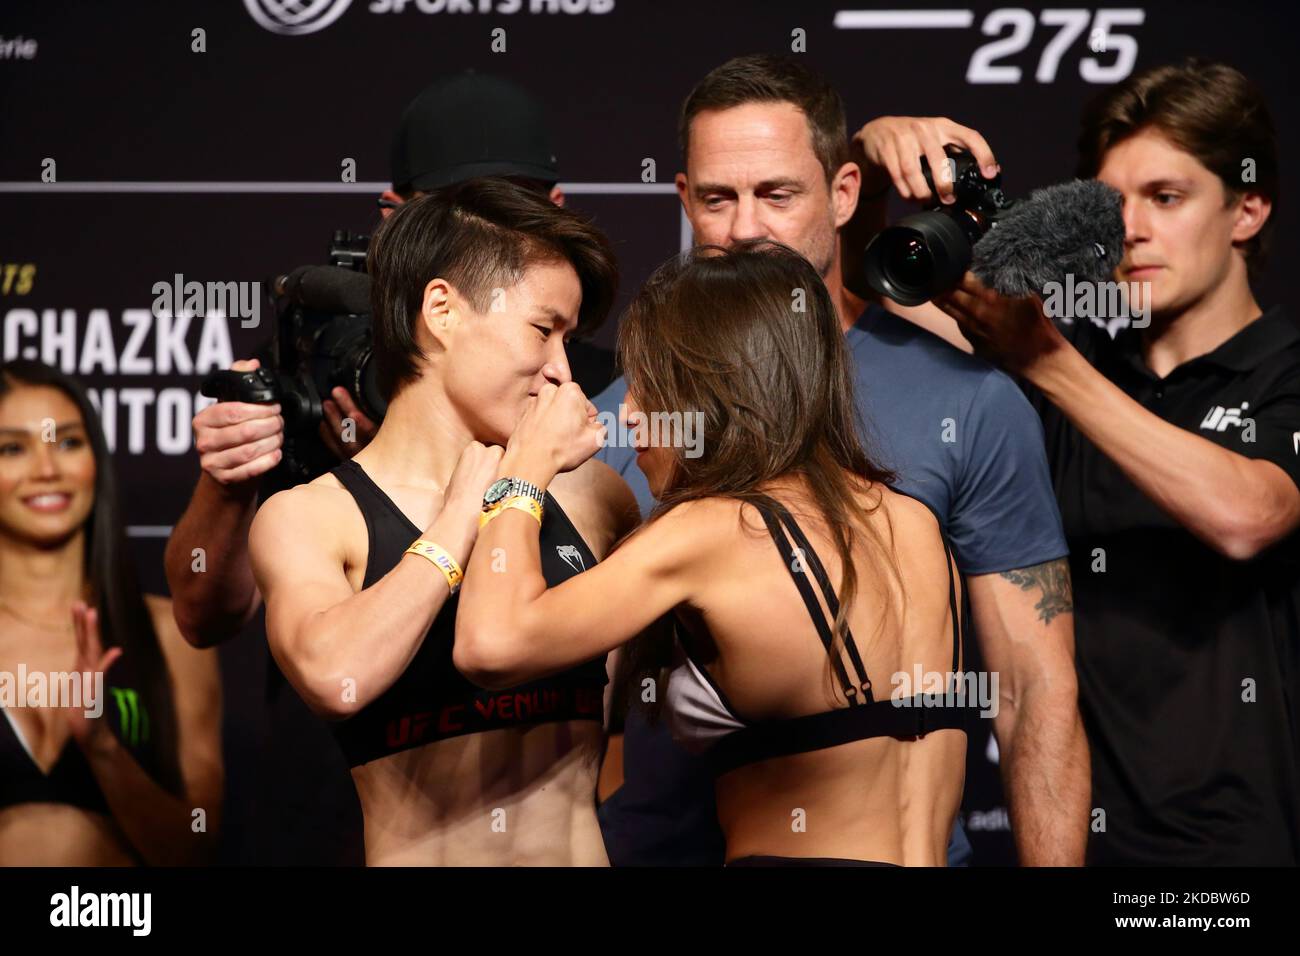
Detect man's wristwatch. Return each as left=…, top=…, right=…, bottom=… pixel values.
left=482, top=477, right=545, bottom=513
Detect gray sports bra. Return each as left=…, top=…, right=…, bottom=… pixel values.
left=664, top=492, right=967, bottom=776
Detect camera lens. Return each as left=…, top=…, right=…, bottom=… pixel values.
left=884, top=237, right=934, bottom=290
left=861, top=211, right=981, bottom=306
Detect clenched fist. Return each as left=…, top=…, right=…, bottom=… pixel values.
left=505, top=382, right=605, bottom=479
left=444, top=440, right=506, bottom=517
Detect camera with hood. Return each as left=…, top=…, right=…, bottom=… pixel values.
left=862, top=146, right=1015, bottom=306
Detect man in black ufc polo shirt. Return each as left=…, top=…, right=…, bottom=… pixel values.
left=1011, top=300, right=1300, bottom=865
left=919, top=60, right=1299, bottom=864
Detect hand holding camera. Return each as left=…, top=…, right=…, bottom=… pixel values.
left=853, top=115, right=999, bottom=204
left=860, top=138, right=1014, bottom=306
left=199, top=232, right=387, bottom=484
left=193, top=358, right=285, bottom=488
left=855, top=116, right=1125, bottom=310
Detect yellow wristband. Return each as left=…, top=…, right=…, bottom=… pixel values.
left=479, top=495, right=544, bottom=529
left=404, top=539, right=464, bottom=595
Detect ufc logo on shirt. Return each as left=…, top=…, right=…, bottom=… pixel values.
left=1199, top=403, right=1250, bottom=432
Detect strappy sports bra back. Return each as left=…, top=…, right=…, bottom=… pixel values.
left=664, top=491, right=967, bottom=776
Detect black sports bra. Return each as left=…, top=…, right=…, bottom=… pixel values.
left=328, top=459, right=608, bottom=768
left=0, top=662, right=164, bottom=814
left=664, top=491, right=968, bottom=776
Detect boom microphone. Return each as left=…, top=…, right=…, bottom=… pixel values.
left=274, top=265, right=372, bottom=315
left=971, top=179, right=1126, bottom=297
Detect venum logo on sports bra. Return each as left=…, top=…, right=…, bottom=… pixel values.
left=384, top=684, right=604, bottom=749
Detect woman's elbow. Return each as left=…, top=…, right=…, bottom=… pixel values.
left=272, top=627, right=362, bottom=719
left=289, top=663, right=364, bottom=720
left=453, top=624, right=525, bottom=691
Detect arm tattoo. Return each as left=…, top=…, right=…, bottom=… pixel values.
left=999, top=558, right=1074, bottom=625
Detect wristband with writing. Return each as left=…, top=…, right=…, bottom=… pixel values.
left=404, top=539, right=464, bottom=595
left=479, top=495, right=544, bottom=529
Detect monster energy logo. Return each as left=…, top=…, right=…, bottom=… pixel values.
left=110, top=688, right=149, bottom=747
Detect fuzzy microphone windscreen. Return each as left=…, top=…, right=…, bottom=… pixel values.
left=971, top=179, right=1126, bottom=297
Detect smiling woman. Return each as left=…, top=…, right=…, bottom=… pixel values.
left=0, top=358, right=223, bottom=866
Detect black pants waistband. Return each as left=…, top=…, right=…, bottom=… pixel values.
left=726, top=855, right=900, bottom=867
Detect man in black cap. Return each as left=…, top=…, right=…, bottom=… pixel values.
left=378, top=72, right=614, bottom=393
left=382, top=71, right=566, bottom=210
left=163, top=71, right=612, bottom=864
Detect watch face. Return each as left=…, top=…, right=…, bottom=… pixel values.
left=483, top=478, right=512, bottom=508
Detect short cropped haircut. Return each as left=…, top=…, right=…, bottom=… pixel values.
left=368, top=177, right=618, bottom=399
left=679, top=54, right=850, bottom=185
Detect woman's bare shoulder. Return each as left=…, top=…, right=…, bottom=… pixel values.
left=252, top=470, right=357, bottom=534
left=876, top=485, right=943, bottom=532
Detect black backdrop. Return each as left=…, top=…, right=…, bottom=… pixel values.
left=2, top=0, right=1296, bottom=864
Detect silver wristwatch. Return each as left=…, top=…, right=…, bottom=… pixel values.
left=482, top=477, right=545, bottom=512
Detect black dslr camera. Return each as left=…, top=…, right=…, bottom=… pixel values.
left=200, top=230, right=388, bottom=484
left=862, top=146, right=1015, bottom=306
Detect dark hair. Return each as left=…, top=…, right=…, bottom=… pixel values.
left=369, top=177, right=618, bottom=400
left=1076, top=57, right=1279, bottom=277
left=0, top=360, right=182, bottom=794
left=679, top=54, right=850, bottom=184
left=393, top=174, right=555, bottom=202
left=617, top=241, right=901, bottom=704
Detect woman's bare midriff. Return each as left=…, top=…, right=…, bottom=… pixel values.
left=714, top=729, right=966, bottom=865
left=350, top=719, right=607, bottom=866
left=0, top=804, right=137, bottom=866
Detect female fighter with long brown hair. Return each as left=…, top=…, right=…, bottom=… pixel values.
left=456, top=241, right=969, bottom=866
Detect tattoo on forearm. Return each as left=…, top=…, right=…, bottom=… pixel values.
left=1000, top=559, right=1074, bottom=625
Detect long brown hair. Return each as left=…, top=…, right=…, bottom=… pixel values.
left=618, top=241, right=902, bottom=701
left=0, top=360, right=183, bottom=795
